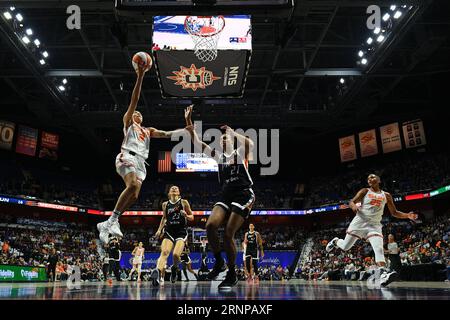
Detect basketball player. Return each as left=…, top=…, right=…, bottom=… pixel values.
left=185, top=106, right=256, bottom=289
left=243, top=224, right=264, bottom=283
left=97, top=64, right=188, bottom=243
left=127, top=242, right=145, bottom=281
left=151, top=186, right=194, bottom=286
left=180, top=240, right=198, bottom=281
left=326, top=174, right=418, bottom=287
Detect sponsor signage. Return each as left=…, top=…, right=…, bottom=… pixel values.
left=0, top=265, right=47, bottom=282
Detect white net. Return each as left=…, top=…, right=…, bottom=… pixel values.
left=185, top=16, right=225, bottom=62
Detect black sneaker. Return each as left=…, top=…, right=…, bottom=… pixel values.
left=171, top=265, right=178, bottom=283
left=151, top=269, right=160, bottom=287
left=218, top=271, right=238, bottom=289
left=207, top=259, right=227, bottom=280
left=380, top=270, right=399, bottom=287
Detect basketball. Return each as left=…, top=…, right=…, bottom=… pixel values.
left=132, top=52, right=152, bottom=72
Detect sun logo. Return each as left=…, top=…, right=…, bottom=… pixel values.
left=167, top=64, right=221, bottom=91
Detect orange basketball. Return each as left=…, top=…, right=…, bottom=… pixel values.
left=132, top=52, right=152, bottom=72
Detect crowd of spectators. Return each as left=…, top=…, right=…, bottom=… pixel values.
left=306, top=152, right=450, bottom=207
left=1, top=152, right=449, bottom=210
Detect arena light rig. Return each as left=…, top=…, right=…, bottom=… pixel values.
left=357, top=4, right=414, bottom=68
left=2, top=7, right=50, bottom=67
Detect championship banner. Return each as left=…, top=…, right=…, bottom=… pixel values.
left=0, top=265, right=47, bottom=282
left=154, top=50, right=250, bottom=98
left=402, top=119, right=427, bottom=149
left=39, top=131, right=59, bottom=160
left=120, top=251, right=296, bottom=270
left=358, top=129, right=378, bottom=157
left=339, top=135, right=357, bottom=162
left=15, top=125, right=38, bottom=156
left=380, top=122, right=402, bottom=153
left=0, top=120, right=15, bottom=150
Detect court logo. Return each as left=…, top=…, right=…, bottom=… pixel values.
left=167, top=64, right=221, bottom=91
left=366, top=5, right=381, bottom=30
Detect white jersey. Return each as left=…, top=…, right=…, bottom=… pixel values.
left=358, top=189, right=387, bottom=223
left=121, top=122, right=151, bottom=159
left=134, top=247, right=145, bottom=258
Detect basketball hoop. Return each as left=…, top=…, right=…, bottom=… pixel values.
left=184, top=15, right=225, bottom=62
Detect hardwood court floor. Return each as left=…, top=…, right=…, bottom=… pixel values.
left=0, top=280, right=449, bottom=300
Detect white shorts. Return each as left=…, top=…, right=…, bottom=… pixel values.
left=346, top=215, right=383, bottom=240
left=115, top=152, right=147, bottom=182
left=133, top=257, right=143, bottom=265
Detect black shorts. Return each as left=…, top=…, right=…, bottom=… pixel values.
left=163, top=228, right=188, bottom=243
left=181, top=253, right=191, bottom=264
left=214, top=188, right=256, bottom=219
left=244, top=250, right=259, bottom=261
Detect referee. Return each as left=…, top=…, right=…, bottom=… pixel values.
left=385, top=234, right=402, bottom=272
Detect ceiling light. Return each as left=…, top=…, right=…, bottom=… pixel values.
left=339, top=78, right=345, bottom=84
left=21, top=36, right=30, bottom=44
left=366, top=37, right=373, bottom=45
left=394, top=11, right=402, bottom=19
left=361, top=58, right=368, bottom=65
left=58, top=85, right=65, bottom=91
left=62, top=79, right=68, bottom=84
left=377, top=35, right=385, bottom=42
left=390, top=5, right=396, bottom=11
left=33, top=39, right=40, bottom=47
left=39, top=59, right=46, bottom=65
left=374, top=27, right=381, bottom=34
left=3, top=12, right=12, bottom=20
left=382, top=13, right=390, bottom=21
left=26, top=28, right=33, bottom=36
left=42, top=51, right=49, bottom=58
left=15, top=13, right=23, bottom=22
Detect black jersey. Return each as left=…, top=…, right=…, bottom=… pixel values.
left=164, top=198, right=186, bottom=230
left=245, top=231, right=258, bottom=251
left=218, top=149, right=253, bottom=190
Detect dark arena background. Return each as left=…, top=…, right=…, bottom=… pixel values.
left=0, top=0, right=449, bottom=311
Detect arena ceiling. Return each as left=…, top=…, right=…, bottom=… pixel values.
left=0, top=0, right=449, bottom=155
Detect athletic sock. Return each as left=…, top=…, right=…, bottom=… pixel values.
left=108, top=210, right=122, bottom=223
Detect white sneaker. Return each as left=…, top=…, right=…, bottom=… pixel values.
left=380, top=270, right=399, bottom=287
left=110, top=220, right=123, bottom=238
left=97, top=221, right=111, bottom=244
left=326, top=237, right=339, bottom=253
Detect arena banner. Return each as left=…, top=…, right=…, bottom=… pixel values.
left=380, top=122, right=402, bottom=153
left=338, top=135, right=357, bottom=162
left=39, top=131, right=59, bottom=160
left=402, top=119, right=427, bottom=149
left=358, top=129, right=378, bottom=157
left=120, top=251, right=296, bottom=270
left=15, top=125, right=38, bottom=156
left=0, top=265, right=47, bottom=282
left=154, top=50, right=250, bottom=98
left=0, top=120, right=15, bottom=150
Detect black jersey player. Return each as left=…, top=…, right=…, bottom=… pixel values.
left=151, top=186, right=194, bottom=286
left=243, top=224, right=264, bottom=283
left=185, top=106, right=256, bottom=289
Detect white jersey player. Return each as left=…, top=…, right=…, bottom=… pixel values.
left=97, top=62, right=188, bottom=244
left=128, top=242, right=145, bottom=281
left=326, top=174, right=418, bottom=287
